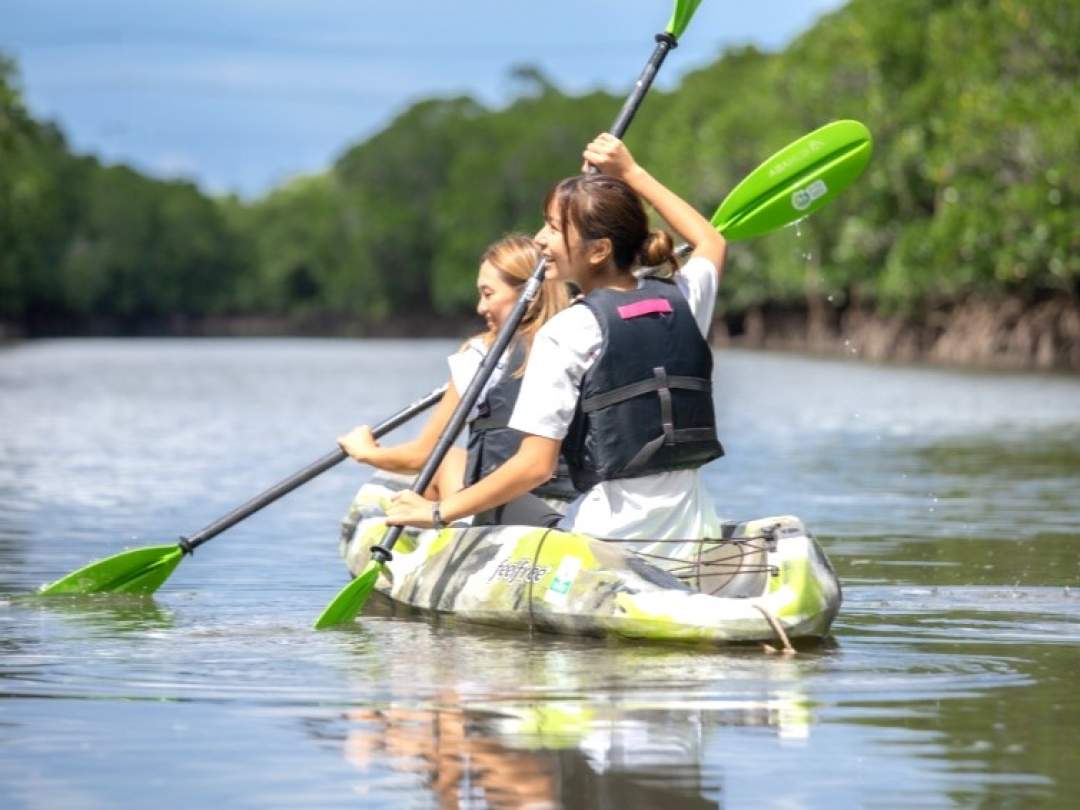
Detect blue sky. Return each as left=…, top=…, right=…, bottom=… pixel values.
left=4, top=0, right=844, bottom=197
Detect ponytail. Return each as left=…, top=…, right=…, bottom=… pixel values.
left=638, top=228, right=677, bottom=273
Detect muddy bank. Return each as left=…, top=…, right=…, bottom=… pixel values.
left=7, top=297, right=1080, bottom=373
left=716, top=295, right=1080, bottom=372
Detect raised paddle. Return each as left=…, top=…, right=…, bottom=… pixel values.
left=313, top=117, right=874, bottom=628
left=313, top=0, right=707, bottom=630
left=37, top=384, right=447, bottom=596
left=35, top=0, right=702, bottom=603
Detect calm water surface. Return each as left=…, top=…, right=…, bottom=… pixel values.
left=1, top=339, right=1078, bottom=808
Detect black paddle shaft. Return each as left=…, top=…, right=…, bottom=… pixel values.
left=610, top=33, right=677, bottom=139
left=179, top=384, right=447, bottom=553
left=371, top=261, right=548, bottom=562
left=371, top=29, right=681, bottom=564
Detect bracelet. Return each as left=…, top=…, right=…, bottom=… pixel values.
left=432, top=501, right=447, bottom=529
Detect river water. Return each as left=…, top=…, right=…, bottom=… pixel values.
left=1, top=339, right=1077, bottom=808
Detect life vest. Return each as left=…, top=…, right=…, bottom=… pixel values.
left=464, top=340, right=580, bottom=501
left=563, top=277, right=724, bottom=491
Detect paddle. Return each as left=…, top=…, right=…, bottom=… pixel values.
left=314, top=117, right=874, bottom=629
left=37, top=384, right=447, bottom=596
left=313, top=0, right=706, bottom=630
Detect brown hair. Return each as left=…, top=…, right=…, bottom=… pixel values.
left=474, top=234, right=570, bottom=375
left=543, top=174, right=676, bottom=274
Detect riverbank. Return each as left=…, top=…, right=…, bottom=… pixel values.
left=716, top=294, right=1080, bottom=373
left=0, top=312, right=476, bottom=341
left=5, top=295, right=1079, bottom=372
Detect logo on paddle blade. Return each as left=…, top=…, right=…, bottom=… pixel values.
left=792, top=179, right=828, bottom=211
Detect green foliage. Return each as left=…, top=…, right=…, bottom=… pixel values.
left=60, top=164, right=239, bottom=320
left=631, top=0, right=1078, bottom=314
left=228, top=173, right=379, bottom=317
left=1, top=0, right=1077, bottom=332
left=426, top=89, right=617, bottom=313
left=0, top=57, right=78, bottom=320
left=1, top=57, right=242, bottom=329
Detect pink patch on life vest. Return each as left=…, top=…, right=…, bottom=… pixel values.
left=617, top=298, right=673, bottom=319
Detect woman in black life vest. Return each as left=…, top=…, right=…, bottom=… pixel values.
left=386, top=134, right=728, bottom=541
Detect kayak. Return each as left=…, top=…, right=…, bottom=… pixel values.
left=339, top=476, right=842, bottom=646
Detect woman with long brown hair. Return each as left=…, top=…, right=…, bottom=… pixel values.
left=337, top=234, right=574, bottom=523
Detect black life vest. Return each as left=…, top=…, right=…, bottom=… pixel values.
left=563, top=277, right=724, bottom=491
left=464, top=340, right=580, bottom=501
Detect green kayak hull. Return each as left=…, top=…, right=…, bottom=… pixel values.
left=340, top=479, right=842, bottom=645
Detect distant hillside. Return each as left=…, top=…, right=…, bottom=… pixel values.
left=2, top=1, right=1077, bottom=365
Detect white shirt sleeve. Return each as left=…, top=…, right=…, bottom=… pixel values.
left=674, top=255, right=718, bottom=338
left=446, top=338, right=486, bottom=395
left=508, top=306, right=602, bottom=440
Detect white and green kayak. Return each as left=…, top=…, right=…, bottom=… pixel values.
left=340, top=477, right=842, bottom=646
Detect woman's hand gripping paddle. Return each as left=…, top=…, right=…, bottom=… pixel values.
left=313, top=0, right=706, bottom=630
left=317, top=118, right=873, bottom=628
left=36, top=385, right=447, bottom=596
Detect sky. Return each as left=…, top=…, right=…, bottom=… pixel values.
left=3, top=0, right=845, bottom=197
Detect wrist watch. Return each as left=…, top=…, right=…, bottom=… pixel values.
left=431, top=501, right=447, bottom=529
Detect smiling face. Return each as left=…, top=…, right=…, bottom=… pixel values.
left=475, top=260, right=518, bottom=333
left=533, top=199, right=578, bottom=283
left=534, top=190, right=615, bottom=293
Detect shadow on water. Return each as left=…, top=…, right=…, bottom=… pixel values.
left=822, top=427, right=1080, bottom=590
left=832, top=533, right=1080, bottom=588
left=913, top=428, right=1080, bottom=480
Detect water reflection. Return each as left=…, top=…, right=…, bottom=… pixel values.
left=332, top=692, right=812, bottom=809
left=15, top=593, right=175, bottom=635
left=309, top=629, right=824, bottom=809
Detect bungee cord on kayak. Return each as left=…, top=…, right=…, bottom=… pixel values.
left=608, top=532, right=781, bottom=596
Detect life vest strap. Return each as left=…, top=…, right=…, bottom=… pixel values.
left=471, top=414, right=511, bottom=432
left=580, top=373, right=711, bottom=414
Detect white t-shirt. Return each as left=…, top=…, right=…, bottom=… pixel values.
left=509, top=255, right=723, bottom=541
left=445, top=336, right=509, bottom=421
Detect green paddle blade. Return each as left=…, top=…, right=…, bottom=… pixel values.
left=711, top=119, right=873, bottom=242
left=313, top=559, right=384, bottom=629
left=665, top=0, right=704, bottom=39
left=38, top=544, right=184, bottom=596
